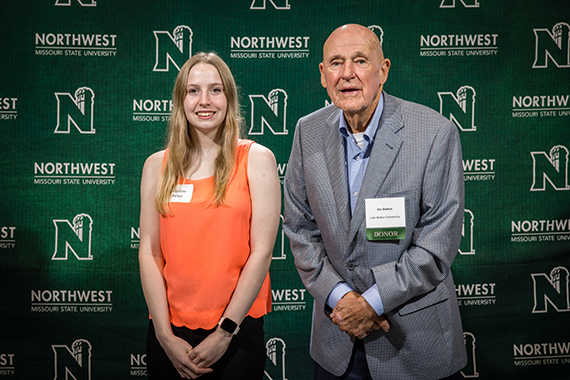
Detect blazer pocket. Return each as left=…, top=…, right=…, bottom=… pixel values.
left=398, top=284, right=450, bottom=316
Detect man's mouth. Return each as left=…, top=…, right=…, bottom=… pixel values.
left=340, top=88, right=360, bottom=94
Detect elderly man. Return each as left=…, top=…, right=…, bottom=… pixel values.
left=283, top=24, right=467, bottom=380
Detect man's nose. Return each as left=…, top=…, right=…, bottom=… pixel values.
left=341, top=61, right=355, bottom=80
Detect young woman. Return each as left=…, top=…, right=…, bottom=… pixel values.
left=139, top=52, right=281, bottom=379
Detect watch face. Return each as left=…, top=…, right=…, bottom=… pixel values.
left=221, top=318, right=238, bottom=334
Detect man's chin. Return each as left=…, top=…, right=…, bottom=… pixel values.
left=335, top=102, right=366, bottom=115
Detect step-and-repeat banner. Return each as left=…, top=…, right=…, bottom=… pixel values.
left=1, top=0, right=569, bottom=379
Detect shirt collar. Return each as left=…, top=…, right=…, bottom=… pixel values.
left=338, top=92, right=384, bottom=142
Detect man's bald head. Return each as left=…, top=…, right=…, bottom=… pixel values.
left=323, top=24, right=384, bottom=63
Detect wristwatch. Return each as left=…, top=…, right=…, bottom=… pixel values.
left=218, top=317, right=240, bottom=336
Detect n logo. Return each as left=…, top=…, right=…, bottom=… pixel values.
left=250, top=0, right=290, bottom=10
left=530, top=145, right=569, bottom=191
left=533, top=22, right=570, bottom=68
left=153, top=26, right=193, bottom=72
left=438, top=85, right=476, bottom=131
left=440, top=0, right=479, bottom=8
left=459, top=209, right=475, bottom=255
left=462, top=333, right=479, bottom=378
left=264, top=338, right=287, bottom=380
left=367, top=25, right=384, bottom=44
left=248, top=89, right=288, bottom=135
left=55, top=0, right=96, bottom=6
left=52, top=214, right=93, bottom=260
left=532, top=266, right=570, bottom=313
left=52, top=339, right=92, bottom=380
left=54, top=87, right=95, bottom=134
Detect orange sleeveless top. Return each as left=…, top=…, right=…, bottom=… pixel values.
left=160, top=139, right=271, bottom=330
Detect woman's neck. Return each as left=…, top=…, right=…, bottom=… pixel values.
left=187, top=133, right=221, bottom=180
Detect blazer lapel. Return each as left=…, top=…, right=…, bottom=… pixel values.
left=322, top=110, right=351, bottom=240
left=348, top=96, right=404, bottom=243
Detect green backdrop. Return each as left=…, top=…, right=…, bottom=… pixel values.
left=1, top=0, right=569, bottom=379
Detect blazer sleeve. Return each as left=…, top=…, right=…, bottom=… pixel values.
left=282, top=118, right=345, bottom=314
left=372, top=118, right=465, bottom=314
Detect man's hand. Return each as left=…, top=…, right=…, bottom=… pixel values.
left=372, top=314, right=390, bottom=333
left=330, top=292, right=390, bottom=338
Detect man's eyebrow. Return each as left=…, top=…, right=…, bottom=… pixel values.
left=325, top=53, right=344, bottom=62
left=325, top=49, right=371, bottom=64
left=328, top=51, right=369, bottom=60
left=351, top=51, right=369, bottom=59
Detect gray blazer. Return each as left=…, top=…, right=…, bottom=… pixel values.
left=283, top=93, right=468, bottom=379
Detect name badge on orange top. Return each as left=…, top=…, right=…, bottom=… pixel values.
left=169, top=184, right=194, bottom=203
left=365, top=197, right=406, bottom=240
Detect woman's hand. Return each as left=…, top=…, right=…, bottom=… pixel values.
left=160, top=335, right=213, bottom=379
left=187, top=328, right=232, bottom=369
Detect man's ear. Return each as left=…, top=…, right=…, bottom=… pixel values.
left=319, top=62, right=327, bottom=88
left=379, top=58, right=391, bottom=85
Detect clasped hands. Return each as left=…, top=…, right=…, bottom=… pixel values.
left=163, top=328, right=231, bottom=379
left=330, top=291, right=390, bottom=339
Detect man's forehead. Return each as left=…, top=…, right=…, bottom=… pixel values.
left=324, top=27, right=378, bottom=56
left=323, top=39, right=376, bottom=61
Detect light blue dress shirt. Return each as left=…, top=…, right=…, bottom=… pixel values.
left=327, top=94, right=385, bottom=316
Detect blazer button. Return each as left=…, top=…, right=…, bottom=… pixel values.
left=347, top=262, right=355, bottom=271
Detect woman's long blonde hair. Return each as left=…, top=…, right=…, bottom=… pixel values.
left=155, top=52, right=243, bottom=215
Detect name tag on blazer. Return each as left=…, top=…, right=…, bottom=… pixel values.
left=365, top=197, right=406, bottom=240
left=169, top=184, right=194, bottom=203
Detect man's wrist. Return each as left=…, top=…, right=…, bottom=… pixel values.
left=361, top=284, right=384, bottom=315
left=328, top=282, right=354, bottom=309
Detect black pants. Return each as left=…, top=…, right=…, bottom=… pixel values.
left=146, top=316, right=266, bottom=380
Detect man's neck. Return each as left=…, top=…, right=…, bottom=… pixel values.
left=343, top=92, right=381, bottom=133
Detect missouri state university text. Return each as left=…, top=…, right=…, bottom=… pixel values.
left=34, top=162, right=116, bottom=185
left=420, top=33, right=498, bottom=57
left=30, top=289, right=113, bottom=313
